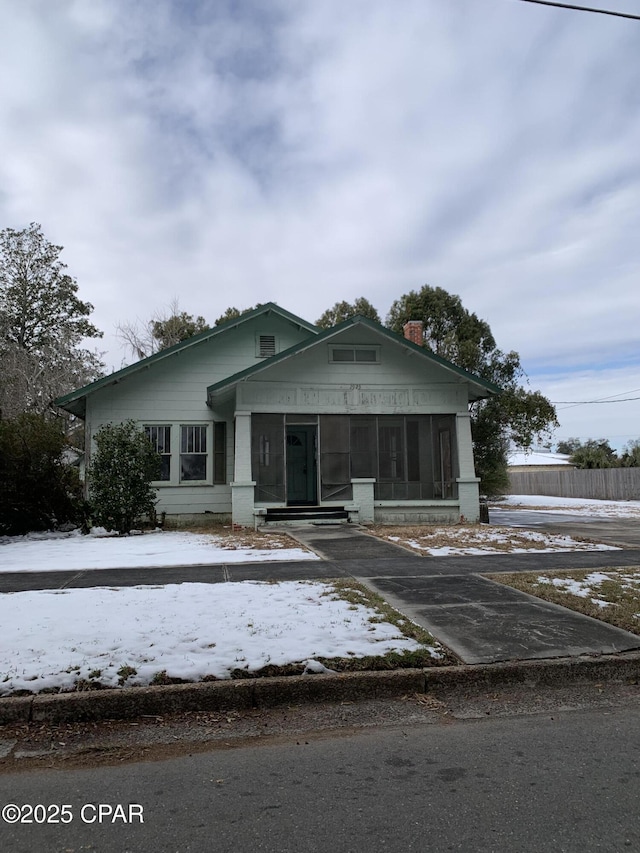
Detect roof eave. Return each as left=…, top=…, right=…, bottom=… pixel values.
left=54, top=302, right=320, bottom=415
left=207, top=316, right=503, bottom=403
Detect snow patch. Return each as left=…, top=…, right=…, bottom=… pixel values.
left=0, top=581, right=426, bottom=695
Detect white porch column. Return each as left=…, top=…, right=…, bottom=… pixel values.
left=455, top=412, right=481, bottom=522
left=231, top=411, right=256, bottom=527
left=351, top=478, right=375, bottom=524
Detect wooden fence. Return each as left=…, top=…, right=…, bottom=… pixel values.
left=508, top=467, right=640, bottom=501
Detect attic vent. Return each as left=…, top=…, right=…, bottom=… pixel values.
left=329, top=345, right=380, bottom=364
left=257, top=334, right=277, bottom=358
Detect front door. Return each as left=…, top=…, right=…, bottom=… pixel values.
left=286, top=426, right=317, bottom=505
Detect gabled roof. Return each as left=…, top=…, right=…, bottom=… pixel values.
left=207, top=315, right=501, bottom=405
left=55, top=303, right=319, bottom=417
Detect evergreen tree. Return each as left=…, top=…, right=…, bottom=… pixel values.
left=316, top=298, right=380, bottom=329
left=556, top=438, right=582, bottom=455
left=0, top=413, right=85, bottom=535
left=0, top=223, right=104, bottom=418
left=387, top=285, right=558, bottom=495
left=151, top=312, right=209, bottom=350
left=569, top=439, right=619, bottom=469
left=620, top=439, right=640, bottom=467
left=214, top=304, right=262, bottom=326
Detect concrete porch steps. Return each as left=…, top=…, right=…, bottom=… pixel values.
left=263, top=505, right=349, bottom=524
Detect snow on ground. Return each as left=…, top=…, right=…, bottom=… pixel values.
left=535, top=571, right=640, bottom=614
left=495, top=495, right=640, bottom=518
left=0, top=529, right=318, bottom=573
left=0, top=581, right=436, bottom=696
left=383, top=525, right=619, bottom=556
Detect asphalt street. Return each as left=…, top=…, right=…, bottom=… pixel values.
left=1, top=702, right=639, bottom=853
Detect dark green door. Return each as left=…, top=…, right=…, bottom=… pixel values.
left=286, top=426, right=317, bottom=505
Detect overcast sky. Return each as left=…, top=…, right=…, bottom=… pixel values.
left=1, top=0, right=639, bottom=450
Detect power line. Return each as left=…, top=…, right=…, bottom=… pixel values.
left=552, top=396, right=640, bottom=404
left=552, top=387, right=640, bottom=406
left=515, top=0, right=640, bottom=21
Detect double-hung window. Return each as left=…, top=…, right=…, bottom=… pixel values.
left=145, top=422, right=226, bottom=485
left=180, top=425, right=207, bottom=482
left=144, top=425, right=171, bottom=481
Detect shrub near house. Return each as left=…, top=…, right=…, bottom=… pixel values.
left=88, top=420, right=160, bottom=534
left=0, top=413, right=85, bottom=535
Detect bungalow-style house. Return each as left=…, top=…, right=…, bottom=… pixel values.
left=56, top=304, right=499, bottom=527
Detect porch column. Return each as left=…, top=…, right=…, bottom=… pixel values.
left=351, top=478, right=375, bottom=524
left=231, top=411, right=256, bottom=527
left=455, top=412, right=481, bottom=522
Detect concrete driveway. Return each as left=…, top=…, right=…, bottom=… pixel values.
left=491, top=508, right=640, bottom=549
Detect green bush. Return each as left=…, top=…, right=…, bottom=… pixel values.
left=0, top=413, right=85, bottom=535
left=88, top=420, right=160, bottom=534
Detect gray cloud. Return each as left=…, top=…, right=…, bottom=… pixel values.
left=1, top=0, right=639, bottom=444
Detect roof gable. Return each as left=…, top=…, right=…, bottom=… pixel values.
left=56, top=303, right=319, bottom=417
left=207, top=315, right=501, bottom=404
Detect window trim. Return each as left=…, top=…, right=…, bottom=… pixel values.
left=180, top=424, right=208, bottom=483
left=328, top=345, right=380, bottom=364
left=144, top=424, right=172, bottom=483
left=143, top=422, right=223, bottom=486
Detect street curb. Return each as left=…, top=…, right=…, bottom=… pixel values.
left=2, top=651, right=639, bottom=725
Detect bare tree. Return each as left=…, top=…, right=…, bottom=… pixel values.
left=117, top=298, right=210, bottom=361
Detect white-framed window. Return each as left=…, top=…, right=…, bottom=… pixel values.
left=142, top=422, right=227, bottom=485
left=180, top=424, right=208, bottom=482
left=329, top=345, right=380, bottom=364
left=144, top=425, right=171, bottom=481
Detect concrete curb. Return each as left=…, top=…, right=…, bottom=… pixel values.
left=2, top=651, right=639, bottom=725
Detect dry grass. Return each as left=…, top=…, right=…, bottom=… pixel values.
left=326, top=578, right=456, bottom=662
left=486, top=567, right=640, bottom=635
left=367, top=523, right=605, bottom=554
left=171, top=522, right=303, bottom=552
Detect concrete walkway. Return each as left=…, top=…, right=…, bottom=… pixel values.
left=2, top=523, right=640, bottom=666
left=283, top=524, right=640, bottom=664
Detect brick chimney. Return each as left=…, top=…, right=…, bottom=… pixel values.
left=403, top=320, right=424, bottom=346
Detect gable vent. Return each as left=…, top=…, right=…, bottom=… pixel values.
left=258, top=334, right=277, bottom=358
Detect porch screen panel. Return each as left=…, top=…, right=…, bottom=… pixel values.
left=378, top=417, right=405, bottom=487
left=251, top=414, right=285, bottom=503
left=433, top=415, right=458, bottom=499
left=373, top=415, right=457, bottom=500
left=350, top=417, right=376, bottom=478
left=319, top=415, right=352, bottom=501
left=408, top=415, right=436, bottom=499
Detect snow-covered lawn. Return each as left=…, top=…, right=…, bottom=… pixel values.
left=494, top=494, right=640, bottom=519
left=0, top=581, right=444, bottom=696
left=371, top=495, right=640, bottom=555
left=374, top=525, right=619, bottom=556
left=0, top=529, right=318, bottom=573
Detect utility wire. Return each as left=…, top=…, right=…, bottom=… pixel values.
left=515, top=0, right=640, bottom=21
left=553, top=396, right=640, bottom=404
left=552, top=387, right=640, bottom=406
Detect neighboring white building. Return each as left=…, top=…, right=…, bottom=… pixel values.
left=507, top=449, right=573, bottom=472
left=56, top=304, right=499, bottom=527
